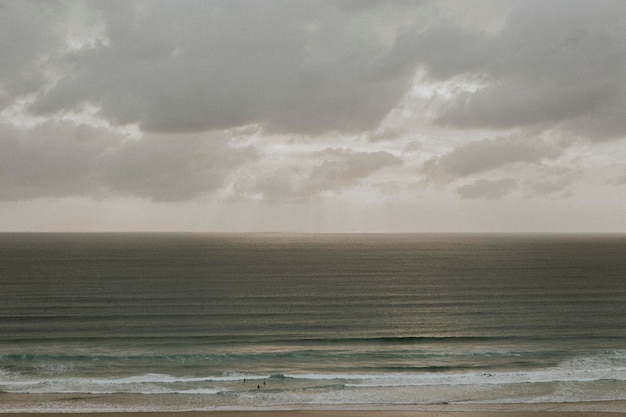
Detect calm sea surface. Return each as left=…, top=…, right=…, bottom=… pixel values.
left=0, top=233, right=625, bottom=411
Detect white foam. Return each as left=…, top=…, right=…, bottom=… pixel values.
left=1, top=372, right=266, bottom=387
left=0, top=381, right=226, bottom=395
left=2, top=351, right=625, bottom=404
left=175, top=388, right=223, bottom=394
left=284, top=373, right=377, bottom=380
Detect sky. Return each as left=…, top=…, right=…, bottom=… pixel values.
left=1, top=0, right=626, bottom=232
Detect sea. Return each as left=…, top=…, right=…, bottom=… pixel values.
left=0, top=233, right=625, bottom=412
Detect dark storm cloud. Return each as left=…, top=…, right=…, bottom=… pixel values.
left=28, top=0, right=421, bottom=135
left=423, top=134, right=564, bottom=182
left=411, top=0, right=626, bottom=140
left=0, top=123, right=256, bottom=202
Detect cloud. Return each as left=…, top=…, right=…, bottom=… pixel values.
left=523, top=178, right=573, bottom=198
left=26, top=1, right=423, bottom=135
left=98, top=134, right=257, bottom=202
left=8, top=0, right=626, bottom=142
left=6, top=1, right=626, bottom=142
left=402, top=141, right=422, bottom=154
left=237, top=148, right=401, bottom=201
left=608, top=173, right=626, bottom=186
left=308, top=148, right=402, bottom=187
left=407, top=0, right=626, bottom=140
left=423, top=134, right=564, bottom=181
left=0, top=2, right=73, bottom=108
left=0, top=122, right=256, bottom=202
left=456, top=178, right=516, bottom=200
left=2, top=0, right=626, bottom=233
left=0, top=122, right=110, bottom=200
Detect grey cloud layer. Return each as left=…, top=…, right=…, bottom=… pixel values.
left=0, top=2, right=71, bottom=107
left=422, top=133, right=574, bottom=200
left=237, top=148, right=401, bottom=201
left=423, top=134, right=565, bottom=182
left=456, top=178, right=516, bottom=200
left=5, top=0, right=626, bottom=140
left=0, top=123, right=256, bottom=202
left=414, top=0, right=626, bottom=140
left=2, top=1, right=625, bottom=206
left=27, top=1, right=420, bottom=135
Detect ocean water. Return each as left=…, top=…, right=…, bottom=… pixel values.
left=0, top=233, right=625, bottom=411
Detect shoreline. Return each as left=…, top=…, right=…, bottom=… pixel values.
left=1, top=401, right=626, bottom=415
left=2, top=409, right=626, bottom=417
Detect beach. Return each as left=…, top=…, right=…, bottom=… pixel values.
left=1, top=398, right=626, bottom=415
left=3, top=401, right=626, bottom=417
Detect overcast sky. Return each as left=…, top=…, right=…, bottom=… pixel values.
left=1, top=0, right=626, bottom=232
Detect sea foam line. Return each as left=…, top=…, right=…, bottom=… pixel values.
left=2, top=351, right=625, bottom=393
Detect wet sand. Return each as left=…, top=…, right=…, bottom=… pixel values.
left=2, top=411, right=625, bottom=417
left=3, top=401, right=626, bottom=417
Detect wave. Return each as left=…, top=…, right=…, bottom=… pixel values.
left=0, top=350, right=557, bottom=364
left=1, top=385, right=225, bottom=395
left=262, top=335, right=609, bottom=345
left=6, top=333, right=622, bottom=345
left=1, top=351, right=624, bottom=395
left=0, top=372, right=267, bottom=387
left=0, top=372, right=234, bottom=395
